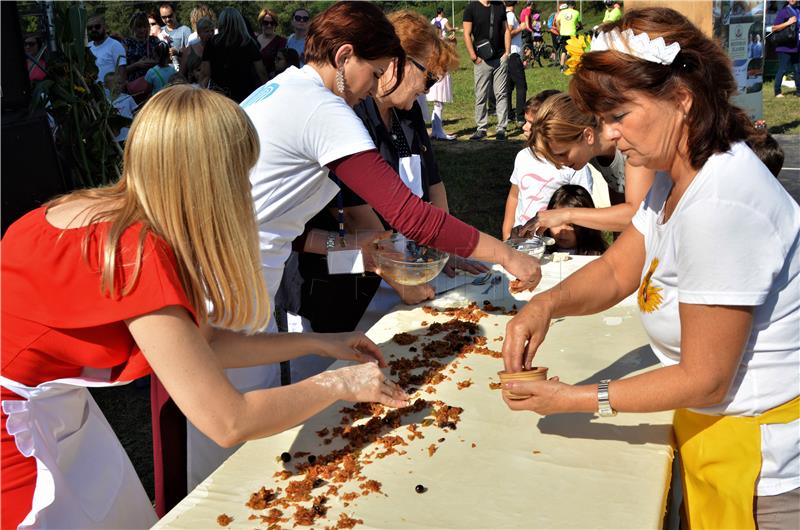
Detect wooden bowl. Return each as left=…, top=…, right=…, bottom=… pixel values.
left=497, top=367, right=548, bottom=400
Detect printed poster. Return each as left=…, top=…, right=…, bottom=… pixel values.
left=714, top=0, right=766, bottom=119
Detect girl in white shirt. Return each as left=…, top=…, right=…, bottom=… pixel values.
left=520, top=91, right=655, bottom=237
left=503, top=90, right=592, bottom=239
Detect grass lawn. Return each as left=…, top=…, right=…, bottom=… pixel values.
left=432, top=33, right=798, bottom=237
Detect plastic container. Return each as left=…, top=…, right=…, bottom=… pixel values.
left=505, top=236, right=547, bottom=260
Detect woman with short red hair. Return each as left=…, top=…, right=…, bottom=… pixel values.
left=175, top=0, right=542, bottom=509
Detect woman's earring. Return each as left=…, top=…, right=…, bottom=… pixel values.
left=336, top=65, right=345, bottom=95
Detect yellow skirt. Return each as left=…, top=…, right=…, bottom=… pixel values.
left=674, top=396, right=800, bottom=530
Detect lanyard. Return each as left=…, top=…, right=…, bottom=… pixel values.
left=332, top=174, right=346, bottom=244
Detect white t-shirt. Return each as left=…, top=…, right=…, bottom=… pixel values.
left=632, top=142, right=800, bottom=496
left=241, top=65, right=375, bottom=304
left=89, top=37, right=127, bottom=84
left=590, top=149, right=626, bottom=194
left=431, top=16, right=449, bottom=39
left=109, top=93, right=137, bottom=142
left=510, top=148, right=593, bottom=227
left=506, top=11, right=523, bottom=55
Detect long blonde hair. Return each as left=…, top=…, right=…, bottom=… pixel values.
left=51, top=85, right=269, bottom=332
left=528, top=92, right=598, bottom=167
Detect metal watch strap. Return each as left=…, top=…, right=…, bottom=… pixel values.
left=597, top=379, right=617, bottom=417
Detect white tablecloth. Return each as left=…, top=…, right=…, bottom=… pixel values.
left=154, top=256, right=674, bottom=529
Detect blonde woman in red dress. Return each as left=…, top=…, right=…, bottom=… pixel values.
left=1, top=85, right=408, bottom=530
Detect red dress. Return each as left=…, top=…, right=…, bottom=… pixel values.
left=1, top=207, right=196, bottom=529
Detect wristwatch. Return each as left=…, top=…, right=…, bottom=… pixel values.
left=597, top=379, right=617, bottom=417
left=326, top=231, right=337, bottom=251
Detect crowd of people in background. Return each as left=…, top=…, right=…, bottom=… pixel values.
left=54, top=2, right=320, bottom=126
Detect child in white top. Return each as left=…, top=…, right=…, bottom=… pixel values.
left=503, top=90, right=592, bottom=239
left=103, top=72, right=137, bottom=142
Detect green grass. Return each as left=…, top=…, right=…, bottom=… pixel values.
left=763, top=85, right=800, bottom=134
left=434, top=34, right=572, bottom=237
left=432, top=34, right=798, bottom=237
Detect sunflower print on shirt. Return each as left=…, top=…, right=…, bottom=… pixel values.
left=638, top=258, right=663, bottom=313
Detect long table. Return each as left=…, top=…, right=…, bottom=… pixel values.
left=154, top=256, right=675, bottom=529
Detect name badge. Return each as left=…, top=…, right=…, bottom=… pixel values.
left=327, top=249, right=365, bottom=275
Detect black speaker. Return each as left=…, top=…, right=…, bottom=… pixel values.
left=1, top=111, right=66, bottom=235
left=1, top=2, right=32, bottom=112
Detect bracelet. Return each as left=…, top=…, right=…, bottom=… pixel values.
left=597, top=379, right=617, bottom=417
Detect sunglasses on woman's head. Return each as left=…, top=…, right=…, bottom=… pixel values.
left=409, top=57, right=439, bottom=91
left=294, top=15, right=310, bottom=22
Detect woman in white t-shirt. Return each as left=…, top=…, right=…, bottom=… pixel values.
left=177, top=0, right=542, bottom=498
left=241, top=1, right=540, bottom=307
left=502, top=89, right=592, bottom=239
left=519, top=91, right=655, bottom=236
left=502, top=8, right=799, bottom=529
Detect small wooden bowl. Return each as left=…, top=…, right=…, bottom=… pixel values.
left=497, top=367, right=548, bottom=400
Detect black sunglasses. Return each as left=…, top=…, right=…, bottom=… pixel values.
left=161, top=13, right=174, bottom=20
left=262, top=20, right=277, bottom=27
left=24, top=40, right=37, bottom=47
left=88, top=24, right=103, bottom=31
left=409, top=57, right=439, bottom=91
left=294, top=15, right=310, bottom=22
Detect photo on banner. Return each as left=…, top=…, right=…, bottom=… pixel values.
left=713, top=0, right=765, bottom=119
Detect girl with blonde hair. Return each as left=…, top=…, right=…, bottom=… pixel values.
left=520, top=91, right=655, bottom=236
left=1, top=85, right=407, bottom=530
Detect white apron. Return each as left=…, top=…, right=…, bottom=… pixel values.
left=1, top=373, right=156, bottom=529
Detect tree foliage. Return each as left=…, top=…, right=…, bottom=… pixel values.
left=30, top=2, right=128, bottom=189
left=79, top=1, right=461, bottom=38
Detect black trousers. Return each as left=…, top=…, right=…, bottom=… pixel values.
left=297, top=252, right=382, bottom=333
left=505, top=53, right=527, bottom=123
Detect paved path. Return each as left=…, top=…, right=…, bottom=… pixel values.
left=776, top=134, right=799, bottom=203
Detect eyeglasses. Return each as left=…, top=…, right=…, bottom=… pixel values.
left=161, top=12, right=174, bottom=20
left=24, top=40, right=37, bottom=47
left=294, top=15, right=310, bottom=22
left=150, top=21, right=160, bottom=27
left=409, top=57, right=439, bottom=91
left=88, top=24, right=103, bottom=31
left=262, top=20, right=277, bottom=27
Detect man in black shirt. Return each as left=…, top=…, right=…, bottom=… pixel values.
left=463, top=0, right=511, bottom=141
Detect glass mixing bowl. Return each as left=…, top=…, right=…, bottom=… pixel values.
left=372, top=234, right=449, bottom=286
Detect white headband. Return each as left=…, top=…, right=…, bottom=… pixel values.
left=590, top=28, right=681, bottom=65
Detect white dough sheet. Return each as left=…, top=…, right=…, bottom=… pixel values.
left=156, top=289, right=673, bottom=530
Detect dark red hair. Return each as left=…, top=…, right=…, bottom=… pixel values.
left=570, top=7, right=753, bottom=170
left=304, top=2, right=406, bottom=92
